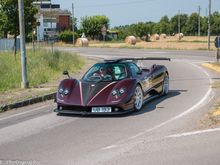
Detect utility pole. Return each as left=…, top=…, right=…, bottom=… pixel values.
left=208, top=0, right=211, bottom=50
left=198, top=6, right=201, bottom=36
left=50, top=1, right=52, bottom=29
left=18, top=0, right=28, bottom=88
left=178, top=10, right=181, bottom=40
left=72, top=2, right=75, bottom=45
left=49, top=1, right=54, bottom=53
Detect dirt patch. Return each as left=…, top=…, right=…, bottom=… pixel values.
left=200, top=105, right=220, bottom=129
left=202, top=63, right=220, bottom=73
left=200, top=62, right=220, bottom=128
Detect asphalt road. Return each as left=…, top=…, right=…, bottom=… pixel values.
left=0, top=48, right=220, bottom=165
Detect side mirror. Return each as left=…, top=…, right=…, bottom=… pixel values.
left=63, top=70, right=70, bottom=78
left=137, top=69, right=142, bottom=75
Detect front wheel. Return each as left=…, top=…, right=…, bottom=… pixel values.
left=134, top=85, right=143, bottom=111
left=162, top=73, right=169, bottom=95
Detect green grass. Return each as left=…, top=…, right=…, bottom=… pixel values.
left=0, top=50, right=84, bottom=92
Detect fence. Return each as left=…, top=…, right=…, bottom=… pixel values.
left=0, top=38, right=20, bottom=51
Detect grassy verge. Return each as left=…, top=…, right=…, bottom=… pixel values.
left=0, top=50, right=84, bottom=92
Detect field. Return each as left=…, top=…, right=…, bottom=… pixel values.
left=0, top=50, right=84, bottom=92
left=87, top=36, right=217, bottom=50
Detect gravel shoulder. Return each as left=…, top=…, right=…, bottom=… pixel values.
left=201, top=63, right=220, bottom=128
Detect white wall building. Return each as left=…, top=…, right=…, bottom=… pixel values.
left=34, top=1, right=71, bottom=41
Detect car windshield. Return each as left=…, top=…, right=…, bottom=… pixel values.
left=83, top=63, right=128, bottom=82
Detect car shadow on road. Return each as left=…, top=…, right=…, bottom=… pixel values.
left=131, top=90, right=186, bottom=116
left=57, top=90, right=186, bottom=118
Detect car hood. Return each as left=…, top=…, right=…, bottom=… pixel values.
left=56, top=79, right=136, bottom=106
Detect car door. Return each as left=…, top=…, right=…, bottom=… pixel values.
left=150, top=65, right=164, bottom=88
left=128, top=63, right=153, bottom=93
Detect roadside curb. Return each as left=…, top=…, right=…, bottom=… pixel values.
left=0, top=92, right=56, bottom=112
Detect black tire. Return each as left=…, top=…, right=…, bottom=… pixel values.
left=162, top=73, right=169, bottom=95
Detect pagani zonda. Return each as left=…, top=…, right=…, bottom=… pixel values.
left=55, top=58, right=170, bottom=115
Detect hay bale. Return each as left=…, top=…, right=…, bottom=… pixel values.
left=180, top=33, right=184, bottom=38
left=160, top=33, right=167, bottom=39
left=152, top=34, right=160, bottom=40
left=76, top=38, right=89, bottom=47
left=176, top=33, right=184, bottom=40
left=125, top=36, right=137, bottom=45
left=141, top=34, right=151, bottom=42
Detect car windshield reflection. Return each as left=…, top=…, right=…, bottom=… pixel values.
left=83, top=63, right=128, bottom=82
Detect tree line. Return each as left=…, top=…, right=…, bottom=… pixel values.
left=113, top=12, right=220, bottom=40
left=62, top=12, right=220, bottom=42
left=0, top=0, right=220, bottom=43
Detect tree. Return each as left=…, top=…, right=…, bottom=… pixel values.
left=152, top=23, right=160, bottom=34
left=170, top=14, right=188, bottom=34
left=135, top=22, right=151, bottom=37
left=158, top=16, right=170, bottom=34
left=80, top=15, right=109, bottom=39
left=0, top=0, right=37, bottom=56
left=0, top=11, right=7, bottom=38
left=200, top=16, right=208, bottom=36
left=211, top=11, right=220, bottom=35
left=185, top=13, right=199, bottom=35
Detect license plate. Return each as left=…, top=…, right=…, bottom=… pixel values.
left=92, top=107, right=112, bottom=113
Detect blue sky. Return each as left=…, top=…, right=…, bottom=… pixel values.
left=51, top=0, right=220, bottom=27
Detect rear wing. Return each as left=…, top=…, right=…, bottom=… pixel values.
left=104, top=57, right=171, bottom=63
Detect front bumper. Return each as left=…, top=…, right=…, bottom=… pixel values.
left=54, top=108, right=133, bottom=115
left=55, top=102, right=134, bottom=115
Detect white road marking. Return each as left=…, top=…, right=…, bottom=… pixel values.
left=0, top=105, right=51, bottom=121
left=104, top=127, right=220, bottom=150
left=186, top=61, right=214, bottom=83
left=150, top=52, right=168, bottom=54
left=102, top=145, right=118, bottom=150
left=139, top=61, right=213, bottom=132
left=102, top=60, right=214, bottom=150
left=166, top=127, right=220, bottom=138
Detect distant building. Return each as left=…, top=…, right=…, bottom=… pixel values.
left=34, top=1, right=71, bottom=41
left=107, top=30, right=118, bottom=40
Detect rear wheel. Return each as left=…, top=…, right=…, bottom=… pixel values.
left=134, top=85, right=143, bottom=111
left=162, top=73, right=169, bottom=95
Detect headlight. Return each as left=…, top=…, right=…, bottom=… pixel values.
left=119, top=88, right=125, bottom=94
left=64, top=89, right=70, bottom=95
left=112, top=90, right=118, bottom=96
left=58, top=88, right=64, bottom=94
left=112, top=87, right=126, bottom=98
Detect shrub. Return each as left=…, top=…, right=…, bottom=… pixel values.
left=58, top=31, right=80, bottom=43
